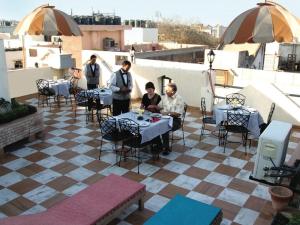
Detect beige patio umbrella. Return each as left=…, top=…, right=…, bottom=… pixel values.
left=14, top=4, right=82, bottom=67
left=219, top=1, right=300, bottom=45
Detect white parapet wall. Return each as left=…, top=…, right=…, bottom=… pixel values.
left=0, top=39, right=10, bottom=101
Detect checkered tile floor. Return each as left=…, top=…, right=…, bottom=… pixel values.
left=0, top=98, right=299, bottom=225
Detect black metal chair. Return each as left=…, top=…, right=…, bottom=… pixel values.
left=36, top=79, right=56, bottom=109
left=74, top=90, right=89, bottom=122
left=118, top=118, right=152, bottom=174
left=223, top=109, right=250, bottom=154
left=170, top=103, right=188, bottom=150
left=96, top=113, right=124, bottom=161
left=200, top=97, right=216, bottom=140
left=226, top=93, right=246, bottom=106
left=260, top=103, right=275, bottom=134
left=67, top=76, right=82, bottom=105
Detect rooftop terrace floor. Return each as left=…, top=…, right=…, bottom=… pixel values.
left=1, top=97, right=299, bottom=225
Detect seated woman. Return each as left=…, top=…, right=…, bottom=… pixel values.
left=141, top=82, right=161, bottom=113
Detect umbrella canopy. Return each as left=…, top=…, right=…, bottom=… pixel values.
left=220, top=1, right=300, bottom=45
left=14, top=4, right=82, bottom=36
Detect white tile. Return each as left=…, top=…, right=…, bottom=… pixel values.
left=3, top=158, right=32, bottom=170
left=160, top=151, right=181, bottom=160
left=36, top=157, right=64, bottom=168
left=201, top=136, right=219, bottom=146
left=11, top=147, right=37, bottom=157
left=49, top=129, right=69, bottom=136
left=0, top=212, right=7, bottom=219
left=69, top=155, right=94, bottom=166
left=100, top=153, right=118, bottom=165
left=24, top=185, right=57, bottom=204
left=186, top=191, right=214, bottom=204
left=184, top=117, right=197, bottom=122
left=63, top=183, right=88, bottom=197
left=41, top=146, right=66, bottom=156
left=46, top=137, right=68, bottom=145
left=204, top=172, right=232, bottom=187
left=55, top=116, right=72, bottom=122
left=218, top=188, right=249, bottom=207
left=176, top=138, right=198, bottom=148
left=288, top=142, right=298, bottom=149
left=292, top=132, right=300, bottom=138
left=145, top=195, right=170, bottom=212
left=100, top=166, right=129, bottom=176
left=71, top=144, right=94, bottom=154
left=72, top=136, right=94, bottom=144
left=0, top=189, right=19, bottom=206
left=252, top=184, right=271, bottom=201
left=0, top=172, right=25, bottom=187
left=132, top=163, right=160, bottom=176
left=31, top=169, right=61, bottom=184
left=194, top=159, right=219, bottom=171
left=185, top=122, right=202, bottom=129
left=51, top=122, right=69, bottom=129
left=185, top=148, right=208, bottom=158
left=221, top=218, right=232, bottom=225
left=235, top=170, right=255, bottom=183
left=163, top=161, right=190, bottom=174
left=73, top=127, right=93, bottom=135
left=66, top=167, right=95, bottom=181
left=171, top=174, right=201, bottom=190
left=117, top=204, right=138, bottom=220
left=141, top=177, right=168, bottom=194
left=234, top=208, right=259, bottom=225
left=211, top=146, right=234, bottom=156
left=223, top=157, right=247, bottom=169
left=21, top=205, right=46, bottom=215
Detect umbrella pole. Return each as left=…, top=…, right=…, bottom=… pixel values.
left=22, top=35, right=26, bottom=68
left=261, top=43, right=266, bottom=70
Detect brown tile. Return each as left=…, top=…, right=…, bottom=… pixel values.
left=159, top=184, right=189, bottom=199
left=212, top=199, right=241, bottom=221
left=194, top=142, right=215, bottom=151
left=125, top=208, right=155, bottom=225
left=123, top=171, right=147, bottom=183
left=146, top=157, right=171, bottom=167
left=0, top=154, right=18, bottom=164
left=215, top=164, right=240, bottom=177
left=55, top=150, right=78, bottom=160
left=204, top=152, right=226, bottom=163
left=186, top=133, right=200, bottom=141
left=17, top=164, right=45, bottom=177
left=243, top=162, right=254, bottom=171
left=84, top=160, right=110, bottom=172
left=25, top=152, right=48, bottom=162
left=0, top=166, right=11, bottom=176
left=47, top=176, right=77, bottom=191
left=119, top=159, right=139, bottom=170
left=58, top=141, right=79, bottom=149
left=107, top=218, right=121, bottom=225
left=254, top=215, right=272, bottom=225
left=227, top=178, right=257, bottom=194
left=86, top=131, right=100, bottom=139
left=230, top=151, right=253, bottom=161
left=244, top=196, right=268, bottom=212
left=175, top=155, right=199, bottom=165
left=60, top=132, right=80, bottom=140
left=151, top=169, right=178, bottom=183
left=30, top=142, right=52, bottom=150
left=83, top=174, right=105, bottom=185
left=184, top=167, right=210, bottom=180
left=0, top=197, right=35, bottom=216
left=85, top=149, right=100, bottom=158
left=51, top=162, right=78, bottom=174
left=85, top=139, right=100, bottom=148
left=64, top=125, right=81, bottom=131
left=194, top=181, right=224, bottom=198
left=183, top=126, right=198, bottom=133
left=10, top=178, right=41, bottom=195
left=41, top=193, right=68, bottom=209
left=259, top=201, right=275, bottom=221
left=171, top=144, right=189, bottom=153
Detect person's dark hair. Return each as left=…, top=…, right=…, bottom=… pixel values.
left=90, top=55, right=97, bottom=60
left=122, top=60, right=131, bottom=67
left=167, top=83, right=177, bottom=93
left=145, top=82, right=155, bottom=90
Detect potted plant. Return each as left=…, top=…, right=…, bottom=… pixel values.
left=269, top=186, right=293, bottom=212
left=287, top=214, right=300, bottom=225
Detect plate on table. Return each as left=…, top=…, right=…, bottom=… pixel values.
left=139, top=121, right=150, bottom=127
left=161, top=115, right=170, bottom=119
left=150, top=113, right=161, bottom=118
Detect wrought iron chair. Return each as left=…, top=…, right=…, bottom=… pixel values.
left=36, top=79, right=56, bottom=109
left=200, top=97, right=216, bottom=140
left=225, top=93, right=246, bottom=106
left=74, top=90, right=89, bottom=122
left=68, top=76, right=82, bottom=105
left=170, top=103, right=188, bottom=150
left=260, top=102, right=275, bottom=134
left=223, top=109, right=250, bottom=154
left=96, top=113, right=124, bottom=161
left=118, top=118, right=152, bottom=174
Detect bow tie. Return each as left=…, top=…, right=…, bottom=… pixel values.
left=122, top=72, right=128, bottom=75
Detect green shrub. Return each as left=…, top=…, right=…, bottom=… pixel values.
left=0, top=99, right=37, bottom=125
left=288, top=214, right=300, bottom=225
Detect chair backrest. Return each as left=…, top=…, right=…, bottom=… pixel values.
left=96, top=113, right=117, bottom=135
left=75, top=90, right=88, bottom=106
left=181, top=103, right=188, bottom=126
left=226, top=109, right=250, bottom=128
left=267, top=103, right=275, bottom=124
left=69, top=76, right=79, bottom=93
left=36, top=79, right=51, bottom=95
left=118, top=118, right=140, bottom=137
left=200, top=97, right=207, bottom=117
left=226, top=93, right=246, bottom=106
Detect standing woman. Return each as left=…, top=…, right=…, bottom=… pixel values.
left=141, top=82, right=161, bottom=113
left=85, top=55, right=100, bottom=90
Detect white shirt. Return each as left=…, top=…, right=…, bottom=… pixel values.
left=158, top=93, right=185, bottom=115
left=108, top=69, right=132, bottom=92
left=91, top=64, right=95, bottom=72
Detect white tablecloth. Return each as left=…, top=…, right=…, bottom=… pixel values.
left=86, top=88, right=113, bottom=105
left=214, top=105, right=264, bottom=138
left=115, top=112, right=173, bottom=144
left=48, top=79, right=70, bottom=98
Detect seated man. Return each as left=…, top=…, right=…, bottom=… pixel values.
left=140, top=82, right=161, bottom=113
left=158, top=83, right=185, bottom=155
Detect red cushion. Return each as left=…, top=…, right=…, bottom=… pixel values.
left=0, top=175, right=145, bottom=225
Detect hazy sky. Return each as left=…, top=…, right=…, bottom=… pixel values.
left=0, top=0, right=299, bottom=26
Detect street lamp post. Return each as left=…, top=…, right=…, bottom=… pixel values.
left=207, top=49, right=216, bottom=100
left=58, top=37, right=63, bottom=54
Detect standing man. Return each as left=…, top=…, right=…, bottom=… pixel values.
left=85, top=54, right=100, bottom=90
left=84, top=54, right=100, bottom=111
left=108, top=60, right=132, bottom=116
